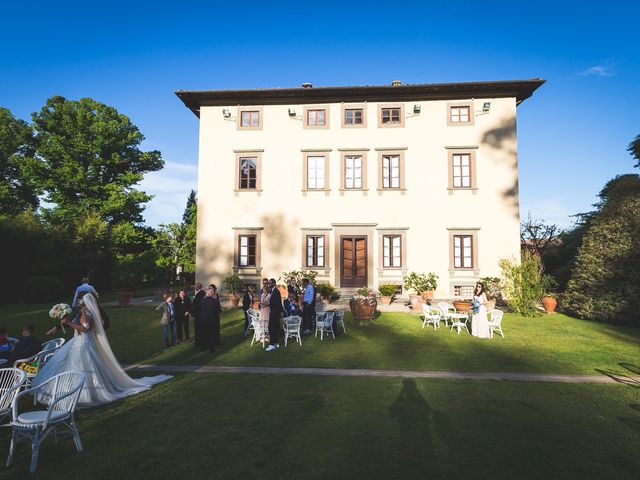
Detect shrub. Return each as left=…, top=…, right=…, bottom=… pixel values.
left=316, top=283, right=335, bottom=299
left=402, top=272, right=438, bottom=295
left=378, top=284, right=398, bottom=296
left=223, top=274, right=243, bottom=295
left=499, top=253, right=552, bottom=316
left=479, top=276, right=502, bottom=301
left=281, top=270, right=318, bottom=294
left=25, top=276, right=64, bottom=303
left=356, top=287, right=375, bottom=297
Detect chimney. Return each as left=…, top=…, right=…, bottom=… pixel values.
left=301, top=82, right=313, bottom=88
left=391, top=80, right=401, bottom=86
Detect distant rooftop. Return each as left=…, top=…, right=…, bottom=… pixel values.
left=176, top=78, right=545, bottom=118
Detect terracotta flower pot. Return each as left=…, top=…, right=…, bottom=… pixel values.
left=349, top=297, right=377, bottom=321
left=380, top=295, right=393, bottom=305
left=542, top=296, right=557, bottom=314
left=452, top=300, right=472, bottom=313
left=409, top=294, right=424, bottom=310
left=229, top=294, right=240, bottom=308
left=421, top=290, right=435, bottom=300
left=277, top=285, right=288, bottom=299
left=252, top=299, right=261, bottom=310
left=117, top=291, right=134, bottom=307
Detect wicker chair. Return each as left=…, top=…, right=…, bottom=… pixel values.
left=0, top=368, right=27, bottom=424
left=283, top=316, right=303, bottom=347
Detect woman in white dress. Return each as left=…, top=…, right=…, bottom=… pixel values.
left=33, top=293, right=171, bottom=408
left=471, top=283, right=491, bottom=338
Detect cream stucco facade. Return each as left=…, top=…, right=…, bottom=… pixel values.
left=177, top=80, right=543, bottom=298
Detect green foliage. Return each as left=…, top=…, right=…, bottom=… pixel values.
left=499, top=253, right=551, bottom=316
left=223, top=274, right=243, bottom=295
left=628, top=133, right=640, bottom=168
left=402, top=271, right=438, bottom=294
left=282, top=270, right=318, bottom=293
left=31, top=96, right=163, bottom=225
left=563, top=174, right=640, bottom=325
left=24, top=276, right=64, bottom=303
left=181, top=190, right=197, bottom=274
left=112, top=251, right=158, bottom=289
left=479, top=277, right=502, bottom=300
left=316, top=283, right=335, bottom=298
left=356, top=287, right=375, bottom=296
left=0, top=107, right=40, bottom=215
left=378, top=284, right=398, bottom=296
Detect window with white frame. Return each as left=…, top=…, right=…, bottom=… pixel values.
left=382, top=154, right=400, bottom=188
left=307, top=109, right=326, bottom=127
left=450, top=105, right=470, bottom=123
left=453, top=235, right=473, bottom=268
left=344, top=155, right=363, bottom=189
left=306, top=156, right=325, bottom=189
left=383, top=235, right=402, bottom=267
left=238, top=235, right=256, bottom=267
left=306, top=235, right=325, bottom=267
left=452, top=153, right=471, bottom=188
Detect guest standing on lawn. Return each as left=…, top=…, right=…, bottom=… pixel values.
left=199, top=285, right=222, bottom=353
left=471, top=283, right=491, bottom=338
left=156, top=293, right=177, bottom=347
left=266, top=278, right=283, bottom=351
left=192, top=282, right=205, bottom=347
left=174, top=289, right=192, bottom=342
left=71, top=277, right=99, bottom=307
left=301, top=278, right=316, bottom=336
left=242, top=285, right=255, bottom=335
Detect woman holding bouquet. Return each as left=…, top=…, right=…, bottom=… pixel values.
left=32, top=293, right=171, bottom=408
left=471, top=283, right=491, bottom=338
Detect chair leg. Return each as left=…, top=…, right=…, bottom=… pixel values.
left=70, top=417, right=83, bottom=452
left=6, top=430, right=15, bottom=466
left=342, top=323, right=347, bottom=333
left=30, top=431, right=41, bottom=473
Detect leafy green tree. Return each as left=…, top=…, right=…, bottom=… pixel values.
left=563, top=174, right=640, bottom=324
left=0, top=107, right=40, bottom=215
left=628, top=134, right=640, bottom=168
left=181, top=190, right=197, bottom=274
left=31, top=96, right=163, bottom=225
left=499, top=252, right=552, bottom=316
left=153, top=223, right=188, bottom=283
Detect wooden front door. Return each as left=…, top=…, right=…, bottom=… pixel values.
left=340, top=237, right=367, bottom=288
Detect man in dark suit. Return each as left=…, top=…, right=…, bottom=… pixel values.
left=242, top=285, right=255, bottom=335
left=199, top=285, right=222, bottom=353
left=265, top=278, right=283, bottom=351
left=192, top=282, right=205, bottom=348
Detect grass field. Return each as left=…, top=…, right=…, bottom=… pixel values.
left=1, top=303, right=638, bottom=478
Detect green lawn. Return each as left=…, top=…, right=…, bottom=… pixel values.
left=4, top=303, right=638, bottom=375
left=0, top=374, right=638, bottom=479
left=1, top=303, right=639, bottom=479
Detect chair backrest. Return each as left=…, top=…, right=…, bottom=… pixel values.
left=316, top=302, right=326, bottom=312
left=284, top=316, right=302, bottom=329
left=322, top=311, right=335, bottom=325
left=0, top=368, right=27, bottom=412
left=37, top=345, right=63, bottom=367
left=334, top=310, right=345, bottom=322
left=49, top=372, right=86, bottom=413
left=247, top=308, right=259, bottom=318
left=489, top=309, right=504, bottom=324
left=41, top=338, right=65, bottom=351
left=437, top=302, right=455, bottom=314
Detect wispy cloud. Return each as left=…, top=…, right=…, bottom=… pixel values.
left=138, top=160, right=198, bottom=227
left=522, top=199, right=573, bottom=229
left=580, top=59, right=617, bottom=77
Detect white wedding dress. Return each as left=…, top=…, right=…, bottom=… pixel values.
left=471, top=293, right=491, bottom=339
left=32, top=294, right=171, bottom=408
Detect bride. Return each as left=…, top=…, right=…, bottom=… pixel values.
left=33, top=293, right=171, bottom=408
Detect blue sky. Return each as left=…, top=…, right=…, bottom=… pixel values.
left=1, top=1, right=638, bottom=228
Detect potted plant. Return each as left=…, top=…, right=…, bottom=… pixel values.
left=480, top=276, right=502, bottom=310
left=223, top=274, right=243, bottom=308
left=403, top=272, right=438, bottom=308
left=452, top=298, right=472, bottom=313
left=317, top=283, right=335, bottom=303
left=112, top=270, right=136, bottom=307
left=349, top=287, right=377, bottom=322
left=378, top=284, right=397, bottom=305
left=542, top=292, right=558, bottom=314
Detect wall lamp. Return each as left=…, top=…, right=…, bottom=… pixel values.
left=288, top=108, right=297, bottom=117
left=482, top=102, right=491, bottom=112
left=222, top=109, right=231, bottom=118
left=413, top=104, right=421, bottom=114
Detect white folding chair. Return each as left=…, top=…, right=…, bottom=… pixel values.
left=283, top=316, right=303, bottom=347
left=334, top=310, right=346, bottom=333
left=421, top=305, right=441, bottom=330
left=315, top=311, right=335, bottom=340
left=488, top=309, right=505, bottom=338
left=7, top=371, right=86, bottom=473
left=0, top=368, right=27, bottom=424
left=250, top=316, right=269, bottom=348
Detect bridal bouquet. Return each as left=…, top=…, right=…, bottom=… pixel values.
left=49, top=303, right=72, bottom=321
left=471, top=299, right=481, bottom=314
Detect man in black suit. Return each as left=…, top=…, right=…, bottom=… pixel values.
left=265, top=278, right=283, bottom=351
left=242, top=285, right=255, bottom=335
left=199, top=285, right=221, bottom=353
left=192, top=282, right=205, bottom=348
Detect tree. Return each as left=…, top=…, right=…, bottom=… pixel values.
left=628, top=134, right=640, bottom=168
left=520, top=213, right=561, bottom=272
left=181, top=190, right=197, bottom=274
left=563, top=174, right=640, bottom=325
left=153, top=223, right=188, bottom=283
left=0, top=107, right=40, bottom=215
left=31, top=96, right=164, bottom=225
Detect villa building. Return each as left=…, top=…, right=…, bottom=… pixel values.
left=176, top=79, right=544, bottom=298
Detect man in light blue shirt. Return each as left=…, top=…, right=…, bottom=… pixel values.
left=301, top=278, right=315, bottom=335
left=71, top=277, right=99, bottom=307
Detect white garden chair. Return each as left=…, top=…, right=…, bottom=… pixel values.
left=334, top=309, right=347, bottom=333
left=421, top=305, right=441, bottom=330
left=7, top=371, right=86, bottom=473
left=245, top=309, right=260, bottom=336
left=250, top=316, right=269, bottom=348
left=315, top=311, right=335, bottom=341
left=438, top=302, right=469, bottom=332
left=283, top=316, right=302, bottom=347
left=488, top=309, right=505, bottom=338
left=450, top=312, right=470, bottom=335
left=0, top=368, right=27, bottom=424
left=13, top=344, right=65, bottom=389
left=41, top=338, right=65, bottom=351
